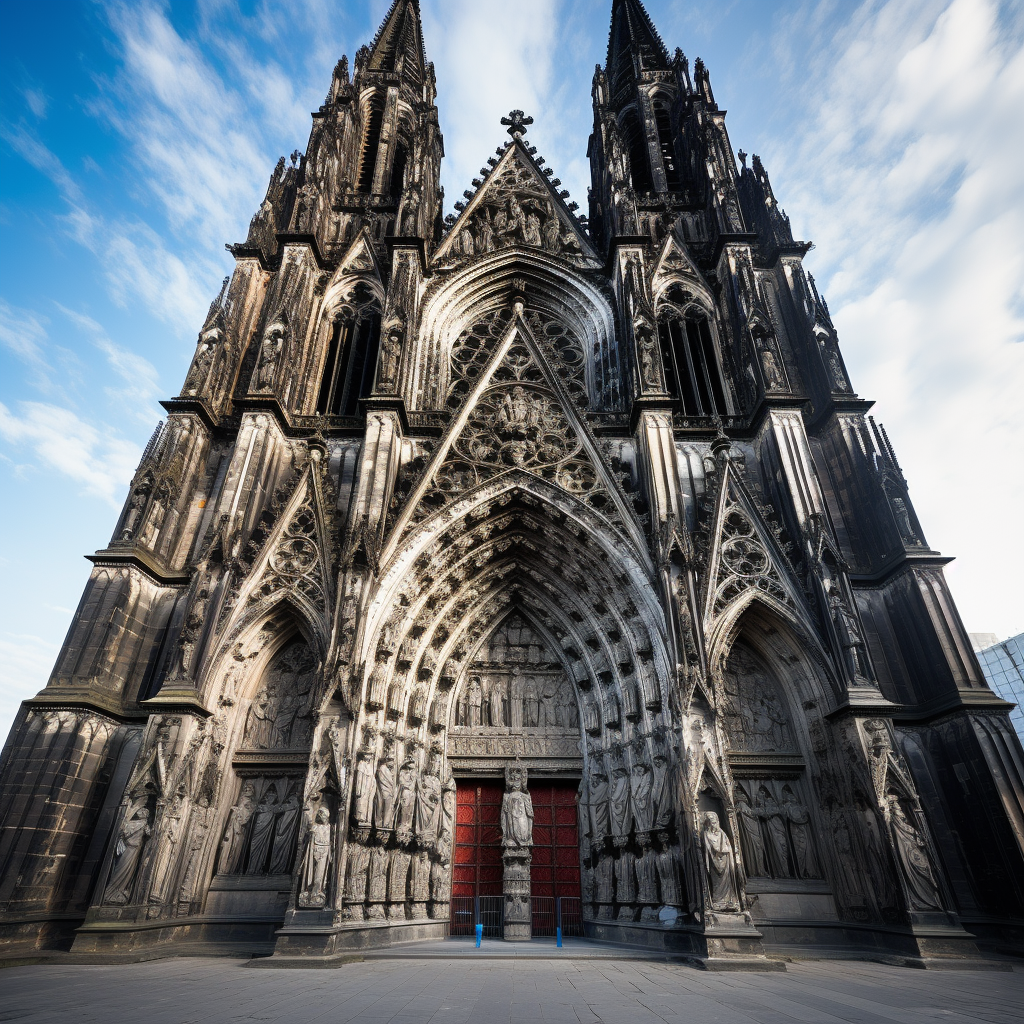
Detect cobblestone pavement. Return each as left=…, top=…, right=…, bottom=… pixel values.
left=1, top=955, right=1021, bottom=1024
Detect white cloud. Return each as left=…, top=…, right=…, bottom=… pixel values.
left=23, top=88, right=48, bottom=118
left=0, top=299, right=50, bottom=370
left=770, top=0, right=1024, bottom=636
left=424, top=0, right=564, bottom=210
left=0, top=632, right=61, bottom=742
left=0, top=401, right=141, bottom=508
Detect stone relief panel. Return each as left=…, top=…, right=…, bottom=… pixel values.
left=241, top=638, right=317, bottom=751
left=733, top=779, right=822, bottom=881
left=448, top=612, right=581, bottom=762
left=721, top=642, right=794, bottom=753
left=217, top=776, right=303, bottom=876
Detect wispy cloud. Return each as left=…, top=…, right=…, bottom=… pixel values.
left=770, top=0, right=1024, bottom=634
left=0, top=401, right=141, bottom=507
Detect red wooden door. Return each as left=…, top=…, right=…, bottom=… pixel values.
left=452, top=781, right=504, bottom=897
left=529, top=782, right=581, bottom=899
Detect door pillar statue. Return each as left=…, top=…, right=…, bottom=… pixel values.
left=501, top=760, right=534, bottom=940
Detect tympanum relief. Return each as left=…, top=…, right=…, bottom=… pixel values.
left=448, top=613, right=582, bottom=762
left=241, top=639, right=316, bottom=752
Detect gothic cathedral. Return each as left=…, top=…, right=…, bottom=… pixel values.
left=2, top=0, right=1022, bottom=965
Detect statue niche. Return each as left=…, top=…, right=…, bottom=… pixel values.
left=242, top=638, right=316, bottom=751
left=721, top=641, right=794, bottom=753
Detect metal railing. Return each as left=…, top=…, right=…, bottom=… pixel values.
left=449, top=895, right=504, bottom=937
left=451, top=896, right=583, bottom=939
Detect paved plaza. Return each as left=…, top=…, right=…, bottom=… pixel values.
left=1, top=950, right=1021, bottom=1024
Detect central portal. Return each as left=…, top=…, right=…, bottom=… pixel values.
left=451, top=779, right=581, bottom=936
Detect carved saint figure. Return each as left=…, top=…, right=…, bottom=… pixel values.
left=393, top=758, right=418, bottom=838
left=783, top=788, right=819, bottom=879
left=522, top=675, right=541, bottom=728
left=734, top=788, right=767, bottom=878
left=524, top=211, right=542, bottom=247
left=501, top=769, right=534, bottom=849
left=104, top=801, right=152, bottom=905
left=415, top=761, right=443, bottom=849
left=827, top=582, right=868, bottom=679
left=630, top=757, right=655, bottom=834
left=609, top=752, right=633, bottom=840
left=245, top=686, right=279, bottom=749
left=219, top=782, right=256, bottom=874
left=655, top=832, right=682, bottom=906
left=761, top=789, right=792, bottom=878
left=255, top=325, right=285, bottom=390
left=269, top=792, right=301, bottom=874
left=246, top=787, right=279, bottom=874
left=702, top=811, right=740, bottom=912
left=372, top=753, right=396, bottom=833
left=543, top=211, right=561, bottom=250
left=352, top=750, right=376, bottom=829
left=885, top=793, right=942, bottom=910
left=467, top=676, right=484, bottom=727
left=588, top=769, right=611, bottom=841
left=760, top=343, right=785, bottom=391
left=299, top=807, right=332, bottom=908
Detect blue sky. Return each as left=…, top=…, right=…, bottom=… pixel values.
left=1, top=0, right=1022, bottom=739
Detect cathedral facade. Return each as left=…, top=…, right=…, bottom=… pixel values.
left=1, top=0, right=1022, bottom=965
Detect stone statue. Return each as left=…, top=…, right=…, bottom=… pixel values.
left=298, top=807, right=332, bottom=908
left=393, top=758, right=418, bottom=839
left=735, top=788, right=767, bottom=878
left=219, top=782, right=256, bottom=874
left=244, top=686, right=278, bottom=749
left=351, top=750, right=376, bottom=830
left=501, top=768, right=534, bottom=850
left=630, top=756, right=654, bottom=834
left=467, top=676, right=484, bottom=727
left=609, top=751, right=632, bottom=841
left=783, top=788, right=819, bottom=879
left=702, top=811, right=740, bottom=912
left=761, top=789, right=792, bottom=878
left=103, top=801, right=152, bottom=905
left=885, top=793, right=942, bottom=911
left=372, top=753, right=396, bottom=833
left=415, top=759, right=443, bottom=849
left=655, top=832, right=682, bottom=907
left=268, top=792, right=301, bottom=874
left=246, top=786, right=279, bottom=874
left=501, top=762, right=533, bottom=939
left=588, top=767, right=610, bottom=841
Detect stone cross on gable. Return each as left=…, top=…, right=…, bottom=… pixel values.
left=501, top=109, right=534, bottom=138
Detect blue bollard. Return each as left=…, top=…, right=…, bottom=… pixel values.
left=556, top=926, right=562, bottom=948
left=475, top=922, right=482, bottom=948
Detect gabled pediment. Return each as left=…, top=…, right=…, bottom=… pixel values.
left=700, top=460, right=808, bottom=630
left=652, top=236, right=713, bottom=306
left=336, top=229, right=383, bottom=279
left=383, top=310, right=646, bottom=561
left=433, top=140, right=597, bottom=265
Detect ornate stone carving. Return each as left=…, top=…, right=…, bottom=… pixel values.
left=702, top=811, right=740, bottom=912
left=103, top=800, right=152, bottom=905
left=501, top=761, right=534, bottom=939
left=298, top=807, right=333, bottom=908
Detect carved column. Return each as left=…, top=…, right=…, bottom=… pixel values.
left=500, top=761, right=533, bottom=940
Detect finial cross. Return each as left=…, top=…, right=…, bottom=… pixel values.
left=501, top=110, right=534, bottom=138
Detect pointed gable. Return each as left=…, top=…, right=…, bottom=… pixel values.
left=700, top=460, right=806, bottom=628
left=433, top=140, right=597, bottom=265
left=385, top=308, right=646, bottom=559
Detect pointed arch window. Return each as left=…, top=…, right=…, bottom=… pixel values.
left=316, top=287, right=381, bottom=416
left=653, top=98, right=681, bottom=189
left=389, top=141, right=408, bottom=200
left=658, top=308, right=727, bottom=416
left=620, top=111, right=652, bottom=193
left=357, top=97, right=384, bottom=193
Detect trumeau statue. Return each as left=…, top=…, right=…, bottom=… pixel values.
left=1, top=0, right=1017, bottom=968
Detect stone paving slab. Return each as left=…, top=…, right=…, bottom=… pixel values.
left=0, top=955, right=1021, bottom=1024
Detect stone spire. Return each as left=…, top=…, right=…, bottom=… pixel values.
left=606, top=0, right=669, bottom=94
left=365, top=0, right=427, bottom=86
